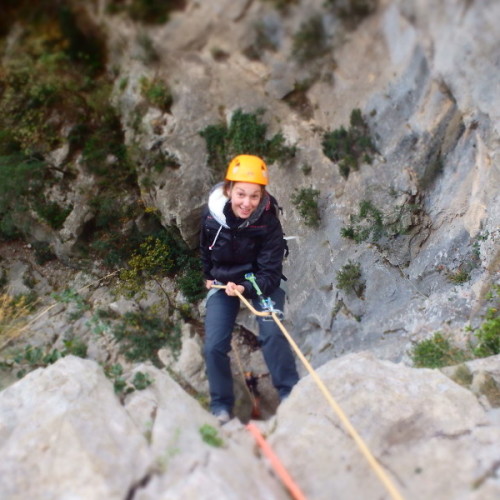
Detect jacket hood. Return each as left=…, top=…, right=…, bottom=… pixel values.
left=207, top=182, right=271, bottom=229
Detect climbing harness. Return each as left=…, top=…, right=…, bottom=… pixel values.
left=244, top=272, right=284, bottom=320
left=213, top=283, right=405, bottom=500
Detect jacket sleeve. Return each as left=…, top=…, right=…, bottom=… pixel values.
left=242, top=215, right=284, bottom=299
left=199, top=209, right=214, bottom=280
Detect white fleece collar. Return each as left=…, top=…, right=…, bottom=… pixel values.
left=207, top=183, right=229, bottom=228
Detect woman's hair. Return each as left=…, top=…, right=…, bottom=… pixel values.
left=223, top=180, right=266, bottom=198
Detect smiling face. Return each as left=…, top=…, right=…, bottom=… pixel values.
left=228, top=182, right=263, bottom=219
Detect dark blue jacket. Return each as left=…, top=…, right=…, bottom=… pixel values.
left=200, top=184, right=285, bottom=299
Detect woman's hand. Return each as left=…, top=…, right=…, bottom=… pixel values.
left=225, top=282, right=244, bottom=297
left=205, top=280, right=214, bottom=289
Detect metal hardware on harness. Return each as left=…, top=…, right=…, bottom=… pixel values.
left=244, top=273, right=284, bottom=321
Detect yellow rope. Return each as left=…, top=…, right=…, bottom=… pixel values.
left=213, top=285, right=405, bottom=500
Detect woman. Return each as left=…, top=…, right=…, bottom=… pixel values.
left=200, top=154, right=299, bottom=424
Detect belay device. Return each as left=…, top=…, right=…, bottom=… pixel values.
left=244, top=273, right=284, bottom=321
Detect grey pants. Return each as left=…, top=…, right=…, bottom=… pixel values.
left=204, top=287, right=299, bottom=414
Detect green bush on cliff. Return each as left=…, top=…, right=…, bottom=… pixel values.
left=322, top=109, right=375, bottom=179
left=199, top=109, right=296, bottom=177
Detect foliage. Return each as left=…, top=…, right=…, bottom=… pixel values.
left=107, top=0, right=185, bottom=24
left=111, top=310, right=181, bottom=366
left=411, top=286, right=500, bottom=368
left=83, top=197, right=152, bottom=269
left=0, top=153, right=46, bottom=240
left=472, top=285, right=500, bottom=358
left=336, top=260, right=365, bottom=298
left=104, top=363, right=154, bottom=395
left=132, top=370, right=154, bottom=390
left=86, top=309, right=115, bottom=336
left=410, top=332, right=469, bottom=369
left=291, top=187, right=321, bottom=228
left=120, top=236, right=176, bottom=292
left=31, top=241, right=57, bottom=265
left=447, top=268, right=471, bottom=285
left=178, top=265, right=206, bottom=303
left=301, top=163, right=312, bottom=176
left=340, top=200, right=383, bottom=242
left=199, top=109, right=296, bottom=177
left=262, top=0, right=299, bottom=13
left=144, top=149, right=180, bottom=174
left=322, top=109, right=375, bottom=178
left=51, top=288, right=90, bottom=320
left=10, top=338, right=88, bottom=378
left=324, top=0, right=377, bottom=29
left=291, top=14, right=330, bottom=65
left=140, top=77, right=173, bottom=112
left=199, top=424, right=224, bottom=448
left=115, top=218, right=205, bottom=302
left=34, top=200, right=73, bottom=230
left=0, top=293, right=37, bottom=345
left=0, top=8, right=137, bottom=247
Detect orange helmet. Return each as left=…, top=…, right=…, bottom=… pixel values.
left=225, top=155, right=268, bottom=186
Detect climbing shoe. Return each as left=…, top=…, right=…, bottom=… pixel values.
left=214, top=409, right=231, bottom=425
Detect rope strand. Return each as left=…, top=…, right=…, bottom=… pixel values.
left=213, top=284, right=405, bottom=500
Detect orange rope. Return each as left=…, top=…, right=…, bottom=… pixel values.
left=246, top=422, right=308, bottom=500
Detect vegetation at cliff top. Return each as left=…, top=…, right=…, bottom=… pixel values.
left=322, top=109, right=375, bottom=179
left=410, top=284, right=500, bottom=368
left=200, top=108, right=296, bottom=177
left=291, top=187, right=321, bottom=228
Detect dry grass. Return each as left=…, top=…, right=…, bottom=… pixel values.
left=0, top=294, right=34, bottom=348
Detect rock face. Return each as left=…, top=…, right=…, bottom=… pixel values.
left=1, top=0, right=498, bottom=359
left=1, top=354, right=500, bottom=499
left=1, top=1, right=500, bottom=499
left=0, top=356, right=151, bottom=500
left=92, top=0, right=499, bottom=364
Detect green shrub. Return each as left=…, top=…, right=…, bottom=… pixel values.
left=0, top=153, right=46, bottom=240
left=301, top=163, right=312, bottom=176
left=0, top=14, right=137, bottom=246
left=104, top=363, right=128, bottom=394
left=199, top=424, right=224, bottom=448
left=111, top=310, right=181, bottom=366
left=291, top=14, right=330, bottom=65
left=51, top=288, right=90, bottom=320
left=336, top=260, right=365, bottom=297
left=262, top=0, right=299, bottom=13
left=340, top=200, right=383, bottom=243
left=199, top=109, right=296, bottom=177
left=140, top=77, right=173, bottom=112
left=34, top=200, right=73, bottom=230
left=447, top=268, right=471, bottom=285
left=472, top=286, right=500, bottom=358
left=324, top=0, right=377, bottom=29
left=178, top=265, right=206, bottom=303
left=291, top=187, right=321, bottom=228
left=32, top=242, right=57, bottom=265
left=410, top=332, right=469, bottom=368
left=322, top=109, right=375, bottom=178
left=411, top=286, right=500, bottom=368
left=10, top=338, right=88, bottom=379
left=132, top=370, right=154, bottom=390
